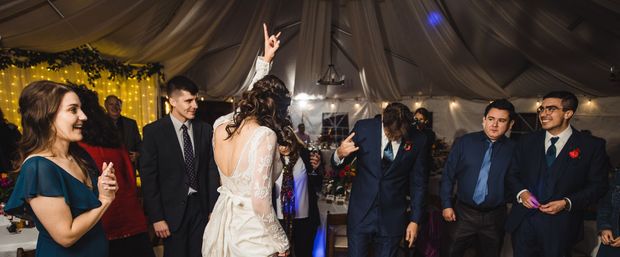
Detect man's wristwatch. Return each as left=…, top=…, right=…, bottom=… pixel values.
left=563, top=198, right=571, bottom=211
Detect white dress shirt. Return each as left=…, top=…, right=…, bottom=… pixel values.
left=544, top=125, right=573, bottom=158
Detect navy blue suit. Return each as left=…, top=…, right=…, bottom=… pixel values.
left=331, top=117, right=428, bottom=257
left=439, top=131, right=514, bottom=257
left=506, top=128, right=609, bottom=257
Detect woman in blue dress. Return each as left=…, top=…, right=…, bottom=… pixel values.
left=597, top=168, right=620, bottom=256
left=5, top=80, right=118, bottom=257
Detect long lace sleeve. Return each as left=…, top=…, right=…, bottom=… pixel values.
left=245, top=57, right=272, bottom=91
left=249, top=128, right=289, bottom=253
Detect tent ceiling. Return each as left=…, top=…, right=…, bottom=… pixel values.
left=1, top=0, right=619, bottom=99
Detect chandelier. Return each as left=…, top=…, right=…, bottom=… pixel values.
left=317, top=31, right=345, bottom=86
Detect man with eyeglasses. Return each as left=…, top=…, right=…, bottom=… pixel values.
left=506, top=91, right=611, bottom=257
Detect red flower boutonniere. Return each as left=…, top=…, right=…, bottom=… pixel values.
left=404, top=141, right=413, bottom=151
left=569, top=147, right=581, bottom=159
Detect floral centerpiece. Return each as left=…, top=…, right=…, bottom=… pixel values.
left=323, top=158, right=357, bottom=205
left=1, top=173, right=16, bottom=215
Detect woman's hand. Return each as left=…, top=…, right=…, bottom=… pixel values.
left=263, top=23, right=281, bottom=63
left=98, top=162, right=118, bottom=202
left=277, top=250, right=289, bottom=257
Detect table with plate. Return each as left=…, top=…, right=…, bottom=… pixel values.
left=0, top=216, right=38, bottom=257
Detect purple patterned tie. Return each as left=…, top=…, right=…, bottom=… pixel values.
left=181, top=124, right=198, bottom=190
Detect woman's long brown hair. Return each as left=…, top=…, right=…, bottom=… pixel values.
left=15, top=81, right=92, bottom=185
left=225, top=75, right=292, bottom=145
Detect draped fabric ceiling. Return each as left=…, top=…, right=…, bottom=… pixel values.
left=1, top=0, right=618, bottom=100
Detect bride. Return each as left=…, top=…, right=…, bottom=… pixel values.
left=202, top=73, right=291, bottom=256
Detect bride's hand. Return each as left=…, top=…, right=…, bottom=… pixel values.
left=277, top=250, right=289, bottom=257
left=263, top=23, right=281, bottom=63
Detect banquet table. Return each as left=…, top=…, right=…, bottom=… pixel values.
left=0, top=216, right=38, bottom=257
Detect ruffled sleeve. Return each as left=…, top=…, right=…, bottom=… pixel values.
left=5, top=157, right=101, bottom=217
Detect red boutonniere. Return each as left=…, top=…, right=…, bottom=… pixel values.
left=569, top=147, right=581, bottom=159
left=404, top=141, right=413, bottom=151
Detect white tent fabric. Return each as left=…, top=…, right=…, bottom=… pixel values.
left=2, top=0, right=618, bottom=99
left=1, top=0, right=619, bottom=163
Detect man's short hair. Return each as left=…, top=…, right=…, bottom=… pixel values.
left=484, top=99, right=516, bottom=121
left=166, top=76, right=198, bottom=97
left=105, top=95, right=121, bottom=104
left=414, top=107, right=431, bottom=120
left=543, top=91, right=579, bottom=112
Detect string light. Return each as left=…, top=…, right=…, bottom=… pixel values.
left=0, top=64, right=158, bottom=134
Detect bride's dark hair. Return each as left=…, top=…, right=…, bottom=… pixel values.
left=225, top=75, right=291, bottom=144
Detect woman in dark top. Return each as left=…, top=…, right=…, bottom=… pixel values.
left=0, top=108, right=21, bottom=172
left=70, top=84, right=154, bottom=257
left=597, top=169, right=620, bottom=256
left=5, top=80, right=117, bottom=257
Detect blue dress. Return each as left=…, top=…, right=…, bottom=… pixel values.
left=5, top=156, right=108, bottom=257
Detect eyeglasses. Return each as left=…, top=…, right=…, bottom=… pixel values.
left=537, top=105, right=567, bottom=114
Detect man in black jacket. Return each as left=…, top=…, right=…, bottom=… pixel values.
left=140, top=76, right=219, bottom=257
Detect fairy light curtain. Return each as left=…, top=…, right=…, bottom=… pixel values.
left=0, top=64, right=158, bottom=133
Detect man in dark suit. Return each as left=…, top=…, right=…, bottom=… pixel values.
left=104, top=95, right=142, bottom=164
left=439, top=99, right=516, bottom=257
left=140, top=76, right=219, bottom=257
left=506, top=91, right=610, bottom=257
left=332, top=102, right=428, bottom=257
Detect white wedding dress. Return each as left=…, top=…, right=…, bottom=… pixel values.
left=202, top=114, right=289, bottom=257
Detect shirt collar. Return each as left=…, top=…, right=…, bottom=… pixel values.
left=478, top=131, right=505, bottom=144
left=545, top=125, right=572, bottom=142
left=170, top=114, right=192, bottom=132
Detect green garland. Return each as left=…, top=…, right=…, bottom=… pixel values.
left=0, top=45, right=164, bottom=84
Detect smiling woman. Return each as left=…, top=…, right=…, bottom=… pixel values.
left=4, top=80, right=119, bottom=257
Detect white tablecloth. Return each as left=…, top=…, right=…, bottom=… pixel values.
left=0, top=218, right=38, bottom=257
left=313, top=198, right=348, bottom=257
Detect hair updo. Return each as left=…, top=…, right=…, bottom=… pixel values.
left=225, top=75, right=292, bottom=144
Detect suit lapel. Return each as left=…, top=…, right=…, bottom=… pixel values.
left=192, top=120, right=202, bottom=167
left=546, top=129, right=579, bottom=195
left=384, top=142, right=406, bottom=176
left=164, top=116, right=186, bottom=167
left=370, top=118, right=382, bottom=177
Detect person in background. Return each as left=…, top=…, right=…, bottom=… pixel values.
left=596, top=168, right=620, bottom=256
left=71, top=84, right=154, bottom=257
left=296, top=123, right=311, bottom=144
left=439, top=99, right=516, bottom=257
left=506, top=91, right=610, bottom=257
left=414, top=108, right=436, bottom=172
left=0, top=107, right=21, bottom=172
left=333, top=102, right=428, bottom=257
left=274, top=126, right=323, bottom=257
left=5, top=80, right=117, bottom=257
left=104, top=95, right=141, bottom=165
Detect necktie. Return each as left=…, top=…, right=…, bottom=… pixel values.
left=382, top=141, right=394, bottom=169
left=546, top=137, right=559, bottom=167
left=473, top=140, right=493, bottom=205
left=181, top=124, right=198, bottom=190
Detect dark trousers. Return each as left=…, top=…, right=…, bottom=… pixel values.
left=441, top=202, right=507, bottom=257
left=348, top=207, right=402, bottom=257
left=511, top=212, right=571, bottom=257
left=109, top=232, right=155, bottom=257
left=163, top=194, right=207, bottom=257
left=279, top=217, right=319, bottom=257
